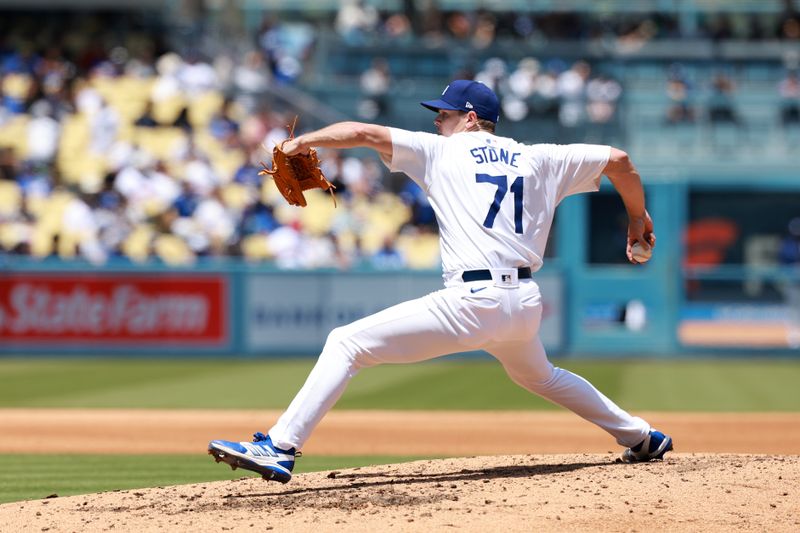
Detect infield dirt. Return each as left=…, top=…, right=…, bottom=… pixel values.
left=1, top=410, right=799, bottom=532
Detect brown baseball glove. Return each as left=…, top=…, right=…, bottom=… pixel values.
left=259, top=118, right=336, bottom=208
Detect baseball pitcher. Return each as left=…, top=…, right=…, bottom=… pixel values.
left=209, top=80, right=672, bottom=482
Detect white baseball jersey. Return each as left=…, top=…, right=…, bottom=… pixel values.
left=268, top=127, right=651, bottom=455
left=388, top=128, right=610, bottom=279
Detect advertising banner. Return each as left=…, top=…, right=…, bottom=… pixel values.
left=0, top=274, right=228, bottom=347
left=679, top=303, right=799, bottom=348
left=246, top=272, right=563, bottom=353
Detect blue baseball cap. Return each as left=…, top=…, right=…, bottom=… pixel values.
left=421, top=80, right=500, bottom=123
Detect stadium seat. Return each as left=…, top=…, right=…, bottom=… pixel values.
left=0, top=115, right=29, bottom=156
left=121, top=224, right=155, bottom=263
left=153, top=233, right=195, bottom=266
left=0, top=180, right=22, bottom=218
left=396, top=229, right=440, bottom=269
left=189, top=92, right=225, bottom=128
left=134, top=127, right=188, bottom=161
left=0, top=221, right=27, bottom=251
left=241, top=233, right=272, bottom=261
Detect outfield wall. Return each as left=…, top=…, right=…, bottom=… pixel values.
left=3, top=179, right=800, bottom=356
left=2, top=259, right=799, bottom=356
left=0, top=265, right=564, bottom=356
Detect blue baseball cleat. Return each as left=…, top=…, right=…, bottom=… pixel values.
left=208, top=432, right=297, bottom=483
left=621, top=430, right=673, bottom=463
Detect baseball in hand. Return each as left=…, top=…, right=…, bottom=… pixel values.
left=631, top=242, right=652, bottom=263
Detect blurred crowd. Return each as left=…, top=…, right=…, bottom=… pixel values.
left=474, top=57, right=622, bottom=132
left=356, top=53, right=623, bottom=135
left=0, top=14, right=441, bottom=269
left=2, top=4, right=799, bottom=269
left=335, top=0, right=800, bottom=47
left=663, top=63, right=800, bottom=134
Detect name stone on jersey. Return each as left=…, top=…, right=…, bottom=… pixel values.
left=470, top=146, right=520, bottom=168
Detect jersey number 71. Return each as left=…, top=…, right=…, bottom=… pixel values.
left=476, top=173, right=524, bottom=234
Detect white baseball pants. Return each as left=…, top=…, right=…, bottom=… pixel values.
left=269, top=278, right=650, bottom=451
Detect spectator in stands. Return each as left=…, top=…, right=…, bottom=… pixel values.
left=616, top=18, right=659, bottom=52
left=586, top=74, right=622, bottom=126
left=209, top=98, right=241, bottom=147
left=475, top=57, right=507, bottom=94
left=557, top=60, right=591, bottom=137
left=358, top=57, right=391, bottom=121
left=339, top=154, right=377, bottom=199
left=233, top=147, right=264, bottom=188
left=182, top=150, right=219, bottom=200
left=779, top=70, right=800, bottom=126
left=88, top=97, right=120, bottom=155
left=151, top=52, right=183, bottom=104
left=177, top=51, right=219, bottom=100
left=2, top=40, right=37, bottom=76
left=382, top=12, right=413, bottom=44
left=26, top=100, right=60, bottom=163
left=232, top=50, right=271, bottom=112
left=665, top=64, right=695, bottom=124
left=370, top=235, right=405, bottom=270
left=267, top=220, right=305, bottom=269
left=263, top=20, right=316, bottom=84
left=193, top=187, right=236, bottom=256
left=0, top=147, right=15, bottom=182
left=500, top=57, right=540, bottom=122
left=399, top=179, right=436, bottom=230
left=35, top=46, right=72, bottom=96
left=1, top=71, right=34, bottom=114
left=584, top=73, right=622, bottom=143
left=61, top=189, right=107, bottom=265
left=417, top=3, right=445, bottom=44
left=532, top=62, right=560, bottom=119
left=14, top=160, right=52, bottom=201
left=336, top=0, right=380, bottom=45
left=707, top=73, right=739, bottom=125
left=445, top=11, right=473, bottom=41
left=173, top=180, right=201, bottom=218
left=472, top=11, right=498, bottom=49
left=779, top=7, right=800, bottom=40
left=239, top=200, right=280, bottom=237
left=780, top=217, right=800, bottom=266
left=92, top=175, right=129, bottom=259
left=507, top=57, right=540, bottom=101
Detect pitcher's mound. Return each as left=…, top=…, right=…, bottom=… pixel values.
left=2, top=453, right=798, bottom=532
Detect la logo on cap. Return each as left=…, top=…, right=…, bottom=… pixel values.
left=465, top=101, right=473, bottom=109
left=442, top=85, right=449, bottom=95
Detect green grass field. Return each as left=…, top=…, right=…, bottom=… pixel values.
left=2, top=357, right=799, bottom=503
left=1, top=357, right=799, bottom=411
left=0, top=455, right=429, bottom=504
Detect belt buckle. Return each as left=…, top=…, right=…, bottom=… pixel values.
left=492, top=268, right=518, bottom=288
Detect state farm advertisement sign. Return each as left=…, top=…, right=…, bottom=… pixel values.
left=0, top=274, right=228, bottom=346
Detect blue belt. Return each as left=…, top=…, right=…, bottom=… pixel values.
left=462, top=267, right=532, bottom=282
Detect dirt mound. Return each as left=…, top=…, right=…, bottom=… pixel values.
left=2, top=454, right=798, bottom=532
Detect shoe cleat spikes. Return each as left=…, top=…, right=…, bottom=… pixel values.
left=208, top=434, right=295, bottom=483
left=262, top=471, right=289, bottom=484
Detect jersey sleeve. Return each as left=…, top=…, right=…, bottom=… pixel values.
left=387, top=127, right=441, bottom=191
left=542, top=143, right=610, bottom=201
